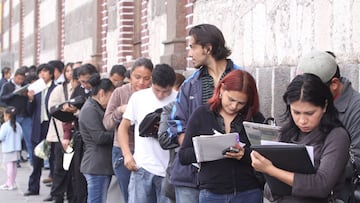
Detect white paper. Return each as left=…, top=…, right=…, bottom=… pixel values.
left=260, top=140, right=314, bottom=166
left=28, top=78, right=47, bottom=95
left=192, top=133, right=241, bottom=162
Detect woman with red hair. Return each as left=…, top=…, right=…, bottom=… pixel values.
left=178, top=69, right=264, bottom=203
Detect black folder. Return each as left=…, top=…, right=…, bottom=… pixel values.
left=251, top=144, right=315, bottom=196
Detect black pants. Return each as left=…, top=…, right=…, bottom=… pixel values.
left=51, top=142, right=73, bottom=203
left=71, top=131, right=87, bottom=203
left=28, top=121, right=49, bottom=193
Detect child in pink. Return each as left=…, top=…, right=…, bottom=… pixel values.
left=0, top=106, right=23, bottom=190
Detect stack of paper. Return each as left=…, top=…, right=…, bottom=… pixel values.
left=192, top=132, right=240, bottom=162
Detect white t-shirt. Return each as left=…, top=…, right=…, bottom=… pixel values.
left=123, top=87, right=177, bottom=177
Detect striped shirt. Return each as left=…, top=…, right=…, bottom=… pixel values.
left=200, top=66, right=232, bottom=104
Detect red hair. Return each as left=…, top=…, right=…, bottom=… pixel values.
left=208, top=70, right=260, bottom=120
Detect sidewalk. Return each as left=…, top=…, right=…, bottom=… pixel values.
left=0, top=150, right=52, bottom=203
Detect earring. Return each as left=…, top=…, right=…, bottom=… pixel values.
left=219, top=94, right=222, bottom=99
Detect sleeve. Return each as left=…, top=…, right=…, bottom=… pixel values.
left=167, top=82, right=191, bottom=144
left=103, top=88, right=124, bottom=130
left=158, top=102, right=179, bottom=149
left=0, top=124, right=8, bottom=141
left=292, top=128, right=350, bottom=198
left=47, top=86, right=64, bottom=112
left=178, top=108, right=202, bottom=165
left=0, top=83, right=15, bottom=102
left=345, top=101, right=360, bottom=169
left=80, top=106, right=114, bottom=145
left=123, top=93, right=136, bottom=125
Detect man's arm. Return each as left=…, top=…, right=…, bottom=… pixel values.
left=118, top=118, right=137, bottom=171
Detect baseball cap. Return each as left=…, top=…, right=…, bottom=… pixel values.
left=296, top=50, right=338, bottom=83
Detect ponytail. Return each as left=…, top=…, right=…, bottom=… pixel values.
left=5, top=106, right=17, bottom=132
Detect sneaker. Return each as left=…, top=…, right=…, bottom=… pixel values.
left=7, top=185, right=17, bottom=190
left=0, top=184, right=16, bottom=190
left=0, top=184, right=9, bottom=190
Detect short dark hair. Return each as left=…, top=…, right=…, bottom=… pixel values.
left=110, top=65, right=127, bottom=77
left=131, top=57, right=153, bottom=72
left=48, top=60, right=65, bottom=73
left=152, top=64, right=176, bottom=88
left=189, top=24, right=231, bottom=60
left=91, top=77, right=115, bottom=96
left=1, top=67, right=11, bottom=77
left=14, top=67, right=27, bottom=77
left=37, top=63, right=55, bottom=79
left=77, top=63, right=98, bottom=76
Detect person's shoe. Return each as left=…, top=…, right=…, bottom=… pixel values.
left=24, top=191, right=39, bottom=196
left=43, top=195, right=53, bottom=201
left=42, top=177, right=53, bottom=184
left=17, top=162, right=21, bottom=168
left=0, top=184, right=10, bottom=190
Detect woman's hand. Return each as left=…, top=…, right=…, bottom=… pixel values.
left=251, top=150, right=274, bottom=173
left=124, top=154, right=137, bottom=171
left=224, top=144, right=245, bottom=160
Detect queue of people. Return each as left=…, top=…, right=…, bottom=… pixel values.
left=0, top=23, right=359, bottom=203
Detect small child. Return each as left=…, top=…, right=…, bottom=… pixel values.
left=0, top=106, right=23, bottom=190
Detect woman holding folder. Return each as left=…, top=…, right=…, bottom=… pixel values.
left=251, top=73, right=350, bottom=202
left=179, top=70, right=265, bottom=203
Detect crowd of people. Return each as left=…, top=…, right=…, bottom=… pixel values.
left=0, top=23, right=359, bottom=203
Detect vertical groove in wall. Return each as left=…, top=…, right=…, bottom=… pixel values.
left=8, top=0, right=12, bottom=51
left=1, top=1, right=4, bottom=51
left=185, top=0, right=194, bottom=68
left=34, top=0, right=40, bottom=65
left=140, top=0, right=148, bottom=57
left=100, top=0, right=108, bottom=72
left=57, top=0, right=65, bottom=61
left=19, top=0, right=24, bottom=66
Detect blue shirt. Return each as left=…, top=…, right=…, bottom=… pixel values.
left=0, top=121, right=23, bottom=153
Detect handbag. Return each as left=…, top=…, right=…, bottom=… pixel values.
left=52, top=118, right=75, bottom=170
left=34, top=139, right=51, bottom=160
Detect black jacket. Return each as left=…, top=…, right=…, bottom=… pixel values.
left=179, top=104, right=264, bottom=194
left=0, top=81, right=30, bottom=116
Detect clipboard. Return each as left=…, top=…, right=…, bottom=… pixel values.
left=243, top=121, right=281, bottom=145
left=251, top=144, right=315, bottom=195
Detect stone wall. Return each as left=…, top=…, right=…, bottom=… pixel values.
left=192, top=0, right=360, bottom=120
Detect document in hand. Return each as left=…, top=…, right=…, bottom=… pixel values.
left=251, top=141, right=315, bottom=196
left=28, top=78, right=47, bottom=95
left=192, top=133, right=240, bottom=162
left=13, top=84, right=30, bottom=95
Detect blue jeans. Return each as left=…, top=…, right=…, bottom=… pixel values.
left=128, top=167, right=171, bottom=203
left=112, top=146, right=131, bottom=202
left=17, top=116, right=32, bottom=164
left=175, top=186, right=199, bottom=203
left=199, top=188, right=263, bottom=203
left=84, top=174, right=111, bottom=203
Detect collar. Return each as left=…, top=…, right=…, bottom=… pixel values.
left=198, top=59, right=234, bottom=78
